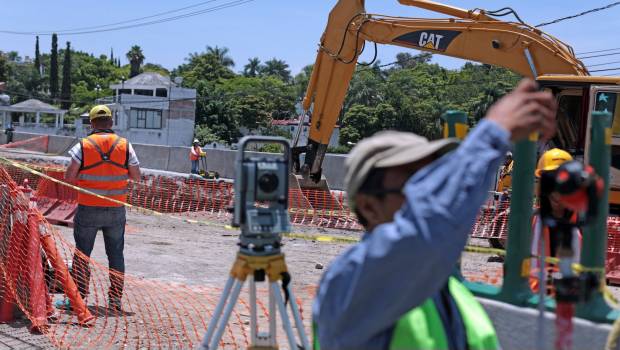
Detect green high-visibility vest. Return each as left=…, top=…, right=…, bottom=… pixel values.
left=314, top=277, right=499, bottom=350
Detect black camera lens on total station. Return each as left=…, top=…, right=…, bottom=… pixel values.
left=258, top=172, right=279, bottom=193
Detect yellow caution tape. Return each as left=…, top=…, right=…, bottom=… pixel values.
left=2, top=155, right=619, bottom=279
left=0, top=156, right=361, bottom=244
left=462, top=244, right=606, bottom=274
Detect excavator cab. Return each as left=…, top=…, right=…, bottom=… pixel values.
left=537, top=76, right=620, bottom=208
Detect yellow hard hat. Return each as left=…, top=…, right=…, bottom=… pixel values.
left=89, top=105, right=112, bottom=121
left=535, top=148, right=573, bottom=177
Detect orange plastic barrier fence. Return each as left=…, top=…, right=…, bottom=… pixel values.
left=0, top=135, right=49, bottom=154
left=1, top=160, right=363, bottom=231
left=0, top=165, right=314, bottom=349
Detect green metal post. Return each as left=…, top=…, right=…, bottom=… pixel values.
left=576, top=111, right=619, bottom=322
left=441, top=110, right=469, bottom=140
left=442, top=110, right=470, bottom=280
left=497, top=137, right=537, bottom=304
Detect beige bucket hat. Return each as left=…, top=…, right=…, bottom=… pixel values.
left=345, top=131, right=459, bottom=208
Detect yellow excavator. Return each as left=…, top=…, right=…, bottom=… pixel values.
left=293, top=0, right=620, bottom=206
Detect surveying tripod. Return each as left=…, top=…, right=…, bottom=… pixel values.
left=199, top=252, right=310, bottom=350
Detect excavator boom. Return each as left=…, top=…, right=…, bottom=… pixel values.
left=296, top=0, right=588, bottom=185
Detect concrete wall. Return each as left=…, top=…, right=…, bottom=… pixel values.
left=0, top=131, right=77, bottom=155
left=132, top=143, right=171, bottom=171
left=479, top=298, right=613, bottom=350
left=0, top=132, right=350, bottom=189
left=134, top=145, right=349, bottom=189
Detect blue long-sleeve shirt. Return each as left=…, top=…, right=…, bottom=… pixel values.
left=313, top=120, right=511, bottom=350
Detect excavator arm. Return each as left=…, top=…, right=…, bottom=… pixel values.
left=295, top=0, right=588, bottom=184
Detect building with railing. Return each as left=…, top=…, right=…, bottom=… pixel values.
left=97, top=72, right=197, bottom=146
left=0, top=73, right=197, bottom=147
left=0, top=98, right=69, bottom=134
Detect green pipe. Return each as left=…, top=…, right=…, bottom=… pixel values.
left=576, top=111, right=618, bottom=322
left=497, top=137, right=537, bottom=304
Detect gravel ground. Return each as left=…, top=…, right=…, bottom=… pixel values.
left=1, top=213, right=619, bottom=349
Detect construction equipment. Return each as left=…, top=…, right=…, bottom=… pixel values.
left=200, top=136, right=309, bottom=350
left=295, top=0, right=620, bottom=206
left=198, top=154, right=220, bottom=180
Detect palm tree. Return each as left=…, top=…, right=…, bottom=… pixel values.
left=126, top=45, right=145, bottom=78
left=206, top=45, right=234, bottom=68
left=261, top=58, right=291, bottom=82
left=243, top=57, right=261, bottom=77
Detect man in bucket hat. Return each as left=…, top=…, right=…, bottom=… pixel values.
left=312, top=79, right=557, bottom=350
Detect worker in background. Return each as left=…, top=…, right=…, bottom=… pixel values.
left=497, top=151, right=513, bottom=198
left=189, top=139, right=205, bottom=174
left=4, top=125, right=14, bottom=144
left=530, top=148, right=581, bottom=294
left=59, top=105, right=141, bottom=312
left=313, top=79, right=557, bottom=350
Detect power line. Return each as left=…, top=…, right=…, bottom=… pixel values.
left=0, top=0, right=256, bottom=36
left=586, top=60, right=620, bottom=67
left=577, top=47, right=620, bottom=55
left=589, top=67, right=620, bottom=73
left=579, top=51, right=620, bottom=60
left=536, top=1, right=620, bottom=27
left=4, top=0, right=226, bottom=35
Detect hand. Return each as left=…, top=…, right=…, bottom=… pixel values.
left=485, top=79, right=557, bottom=142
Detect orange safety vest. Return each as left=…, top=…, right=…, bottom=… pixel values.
left=529, top=212, right=582, bottom=294
left=189, top=145, right=201, bottom=161
left=77, top=132, right=129, bottom=207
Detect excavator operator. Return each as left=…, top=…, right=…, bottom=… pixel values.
left=312, top=79, right=558, bottom=350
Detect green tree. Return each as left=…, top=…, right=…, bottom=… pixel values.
left=394, top=52, right=432, bottom=69
left=126, top=45, right=145, bottom=78
left=6, top=51, right=20, bottom=62
left=61, top=42, right=72, bottom=110
left=194, top=124, right=224, bottom=145
left=175, top=50, right=235, bottom=86
left=293, top=64, right=313, bottom=99
left=345, top=68, right=385, bottom=111
left=50, top=33, right=59, bottom=99
left=0, top=53, right=7, bottom=82
left=261, top=58, right=291, bottom=82
left=142, top=63, right=170, bottom=76
left=193, top=76, right=296, bottom=143
left=243, top=57, right=261, bottom=77
left=340, top=104, right=377, bottom=145
left=110, top=47, right=114, bottom=63
left=206, top=45, right=234, bottom=68
left=34, top=36, right=41, bottom=76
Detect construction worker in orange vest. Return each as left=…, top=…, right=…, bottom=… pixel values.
left=189, top=139, right=205, bottom=174
left=530, top=148, right=582, bottom=294
left=59, top=105, right=141, bottom=312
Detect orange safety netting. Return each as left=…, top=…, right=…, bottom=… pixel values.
left=0, top=135, right=50, bottom=154
left=1, top=159, right=363, bottom=231
left=0, top=165, right=314, bottom=349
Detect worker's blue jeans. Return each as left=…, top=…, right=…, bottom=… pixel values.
left=191, top=159, right=199, bottom=174
left=71, top=205, right=126, bottom=300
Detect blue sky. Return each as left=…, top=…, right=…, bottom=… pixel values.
left=1, top=0, right=619, bottom=76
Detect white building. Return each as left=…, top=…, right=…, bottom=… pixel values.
left=0, top=73, right=197, bottom=146
left=0, top=98, right=68, bottom=133
left=271, top=118, right=340, bottom=148
left=98, top=72, right=197, bottom=146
